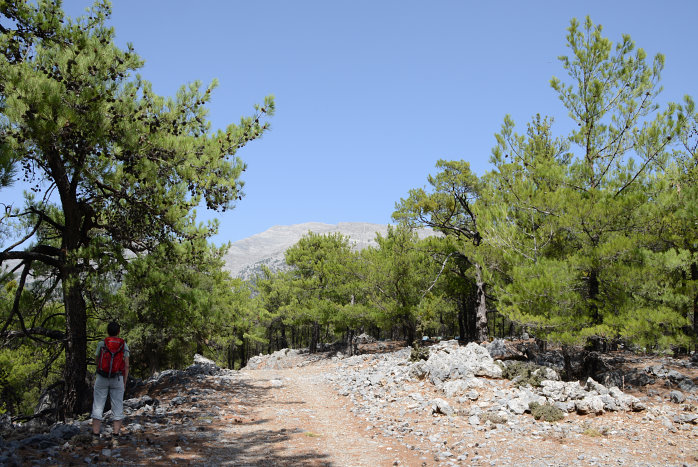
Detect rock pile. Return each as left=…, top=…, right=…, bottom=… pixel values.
left=3, top=344, right=696, bottom=465
left=0, top=355, right=237, bottom=466
left=245, top=348, right=305, bottom=370
left=321, top=340, right=696, bottom=463
left=328, top=340, right=651, bottom=423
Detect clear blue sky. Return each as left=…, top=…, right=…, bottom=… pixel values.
left=7, top=1, right=698, bottom=245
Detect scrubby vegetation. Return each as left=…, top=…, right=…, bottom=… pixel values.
left=499, top=361, right=548, bottom=388
left=529, top=402, right=565, bottom=422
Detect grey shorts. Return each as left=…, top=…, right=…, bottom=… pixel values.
left=91, top=373, right=125, bottom=421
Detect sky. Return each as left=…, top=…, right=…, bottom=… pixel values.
left=5, top=0, right=698, bottom=246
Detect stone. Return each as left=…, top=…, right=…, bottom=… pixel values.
left=123, top=395, right=157, bottom=410
left=585, top=378, right=609, bottom=395
left=423, top=341, right=502, bottom=384
left=678, top=413, right=698, bottom=424
left=486, top=339, right=524, bottom=360
left=575, top=395, right=605, bottom=415
left=408, top=361, right=427, bottom=380
left=431, top=398, right=455, bottom=416
left=669, top=390, right=685, bottom=404
left=507, top=398, right=529, bottom=415
left=49, top=423, right=81, bottom=441
left=441, top=378, right=483, bottom=397
left=353, top=333, right=376, bottom=344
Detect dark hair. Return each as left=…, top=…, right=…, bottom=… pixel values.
left=107, top=321, right=120, bottom=337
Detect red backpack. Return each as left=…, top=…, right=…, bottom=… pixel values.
left=97, top=337, right=125, bottom=377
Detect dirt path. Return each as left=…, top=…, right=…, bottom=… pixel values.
left=16, top=348, right=698, bottom=466
left=216, top=365, right=418, bottom=466
left=44, top=360, right=421, bottom=466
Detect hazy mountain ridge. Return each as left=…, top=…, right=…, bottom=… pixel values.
left=222, top=222, right=427, bottom=280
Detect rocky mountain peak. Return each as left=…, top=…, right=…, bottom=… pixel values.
left=222, top=222, right=416, bottom=280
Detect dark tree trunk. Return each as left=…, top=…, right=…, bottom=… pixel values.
left=457, top=296, right=466, bottom=341
left=146, top=344, right=160, bottom=374
left=279, top=322, right=288, bottom=349
left=309, top=321, right=319, bottom=354
left=61, top=264, right=90, bottom=417
left=227, top=340, right=235, bottom=369
left=589, top=268, right=600, bottom=324
left=691, top=263, right=698, bottom=337
left=403, top=319, right=416, bottom=344
left=239, top=332, right=247, bottom=368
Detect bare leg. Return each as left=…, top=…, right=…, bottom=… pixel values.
left=92, top=419, right=101, bottom=435
left=113, top=419, right=122, bottom=435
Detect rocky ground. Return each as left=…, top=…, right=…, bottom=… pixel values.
left=1, top=339, right=697, bottom=466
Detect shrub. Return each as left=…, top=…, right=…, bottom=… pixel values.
left=500, top=361, right=546, bottom=388
left=529, top=402, right=564, bottom=422
left=410, top=344, right=430, bottom=362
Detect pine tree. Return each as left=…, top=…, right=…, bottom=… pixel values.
left=394, top=160, right=489, bottom=341
left=284, top=232, right=354, bottom=352
left=0, top=1, right=273, bottom=415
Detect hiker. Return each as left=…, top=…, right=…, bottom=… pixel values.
left=91, top=321, right=129, bottom=442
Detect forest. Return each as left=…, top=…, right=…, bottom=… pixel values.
left=0, top=1, right=696, bottom=420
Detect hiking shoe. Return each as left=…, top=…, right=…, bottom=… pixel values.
left=91, top=433, right=101, bottom=446
left=111, top=434, right=120, bottom=448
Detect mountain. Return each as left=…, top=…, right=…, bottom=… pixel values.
left=222, top=222, right=431, bottom=280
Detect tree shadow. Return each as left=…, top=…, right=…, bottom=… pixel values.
left=114, top=373, right=334, bottom=466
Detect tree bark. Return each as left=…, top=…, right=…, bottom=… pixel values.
left=457, top=296, right=466, bottom=342
left=279, top=321, right=288, bottom=349
left=310, top=321, right=320, bottom=353
left=588, top=268, right=600, bottom=324
left=227, top=339, right=235, bottom=369
left=691, top=263, right=698, bottom=337
left=474, top=263, right=488, bottom=342
left=61, top=267, right=89, bottom=417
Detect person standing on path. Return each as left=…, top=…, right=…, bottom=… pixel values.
left=91, top=321, right=129, bottom=443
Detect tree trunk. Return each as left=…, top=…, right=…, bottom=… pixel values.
left=309, top=321, right=319, bottom=354
left=691, top=263, right=698, bottom=337
left=279, top=322, right=288, bottom=349
left=61, top=267, right=89, bottom=417
left=457, top=296, right=466, bottom=341
left=347, top=329, right=354, bottom=356
left=474, top=263, right=488, bottom=342
left=402, top=319, right=416, bottom=344
left=240, top=334, right=247, bottom=368
left=146, top=344, right=160, bottom=374
left=227, top=340, right=235, bottom=369
left=588, top=268, right=600, bottom=324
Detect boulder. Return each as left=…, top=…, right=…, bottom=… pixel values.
left=441, top=378, right=483, bottom=397
left=187, top=354, right=220, bottom=376
left=48, top=422, right=81, bottom=441
left=575, top=395, right=605, bottom=415
left=353, top=333, right=376, bottom=344
left=423, top=341, right=502, bottom=384
left=431, top=398, right=455, bottom=416
left=507, top=398, right=529, bottom=415
left=539, top=380, right=587, bottom=402
left=669, top=390, right=685, bottom=404
left=124, top=395, right=158, bottom=410
left=486, top=339, right=525, bottom=360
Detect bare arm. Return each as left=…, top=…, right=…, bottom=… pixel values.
left=123, top=356, right=129, bottom=383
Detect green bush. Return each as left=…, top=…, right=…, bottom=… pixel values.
left=500, top=361, right=546, bottom=387
left=410, top=343, right=430, bottom=362
left=529, top=402, right=564, bottom=422
left=0, top=346, right=62, bottom=415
